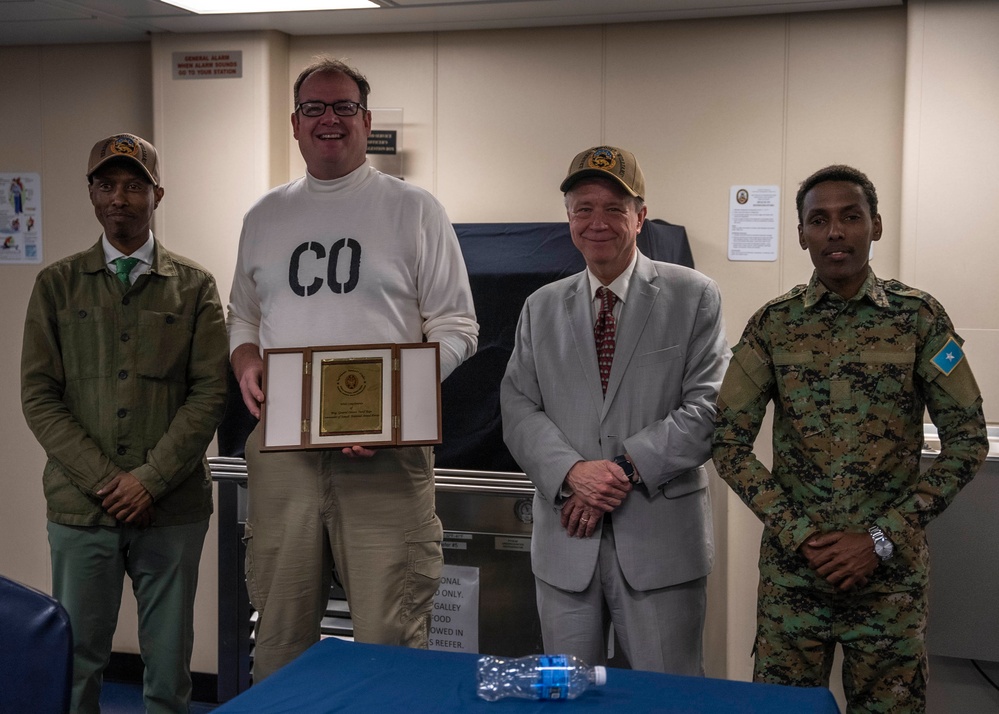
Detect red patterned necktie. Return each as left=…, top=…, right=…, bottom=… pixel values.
left=594, top=286, right=618, bottom=394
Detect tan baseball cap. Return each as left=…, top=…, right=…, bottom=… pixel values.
left=560, top=146, right=645, bottom=199
left=87, top=133, right=160, bottom=185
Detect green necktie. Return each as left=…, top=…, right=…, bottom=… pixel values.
left=114, top=257, right=140, bottom=287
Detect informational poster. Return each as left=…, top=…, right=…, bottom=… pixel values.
left=1, top=172, right=42, bottom=264
left=728, top=185, right=780, bottom=262
left=428, top=564, right=480, bottom=653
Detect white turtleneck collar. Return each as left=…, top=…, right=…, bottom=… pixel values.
left=305, top=161, right=373, bottom=194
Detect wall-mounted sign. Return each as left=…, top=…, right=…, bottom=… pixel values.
left=368, top=108, right=403, bottom=178
left=367, top=130, right=397, bottom=155
left=172, top=51, right=243, bottom=80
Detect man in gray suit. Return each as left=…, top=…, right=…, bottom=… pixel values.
left=501, top=146, right=728, bottom=675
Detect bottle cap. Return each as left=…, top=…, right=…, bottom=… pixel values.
left=593, top=666, right=607, bottom=686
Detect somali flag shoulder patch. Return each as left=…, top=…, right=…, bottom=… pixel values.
left=931, top=335, right=965, bottom=376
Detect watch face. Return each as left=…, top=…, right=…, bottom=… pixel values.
left=875, top=540, right=894, bottom=558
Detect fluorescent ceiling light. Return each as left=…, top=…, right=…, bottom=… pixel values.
left=161, top=0, right=377, bottom=13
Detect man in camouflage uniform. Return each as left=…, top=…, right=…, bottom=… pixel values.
left=712, top=165, right=988, bottom=713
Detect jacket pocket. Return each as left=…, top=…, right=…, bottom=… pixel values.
left=845, top=350, right=915, bottom=437
left=137, top=310, right=194, bottom=381
left=631, top=345, right=682, bottom=368
left=774, top=349, right=824, bottom=437
left=56, top=306, right=114, bottom=380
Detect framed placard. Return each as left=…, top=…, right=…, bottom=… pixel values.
left=260, top=343, right=441, bottom=451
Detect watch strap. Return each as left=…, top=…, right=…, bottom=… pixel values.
left=612, top=454, right=641, bottom=485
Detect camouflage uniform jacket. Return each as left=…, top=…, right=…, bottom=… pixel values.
left=712, top=270, right=987, bottom=593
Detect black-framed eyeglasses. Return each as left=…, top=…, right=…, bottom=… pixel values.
left=295, top=100, right=366, bottom=118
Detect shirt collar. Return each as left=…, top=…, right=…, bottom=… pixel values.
left=804, top=268, right=887, bottom=309
left=586, top=250, right=638, bottom=304
left=103, top=232, right=155, bottom=268
left=305, top=161, right=370, bottom=193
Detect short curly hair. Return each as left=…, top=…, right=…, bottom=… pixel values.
left=796, top=165, right=878, bottom=223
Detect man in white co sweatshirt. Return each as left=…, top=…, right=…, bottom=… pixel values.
left=227, top=57, right=478, bottom=681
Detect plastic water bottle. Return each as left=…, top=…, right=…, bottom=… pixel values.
left=476, top=654, right=607, bottom=701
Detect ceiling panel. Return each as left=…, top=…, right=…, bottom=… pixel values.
left=0, top=0, right=902, bottom=46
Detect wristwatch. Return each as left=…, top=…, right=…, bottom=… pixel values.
left=612, top=455, right=642, bottom=485
left=868, top=526, right=894, bottom=561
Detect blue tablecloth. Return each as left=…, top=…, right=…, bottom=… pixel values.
left=215, top=638, right=839, bottom=713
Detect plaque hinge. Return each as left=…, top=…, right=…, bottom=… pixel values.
left=393, top=415, right=400, bottom=430
left=393, top=357, right=400, bottom=372
left=302, top=419, right=309, bottom=433
left=304, top=360, right=310, bottom=376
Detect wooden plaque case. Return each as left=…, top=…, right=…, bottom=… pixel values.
left=260, top=343, right=441, bottom=451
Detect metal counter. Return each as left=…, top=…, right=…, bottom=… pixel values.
left=923, top=425, right=999, bottom=663
left=210, top=458, right=542, bottom=702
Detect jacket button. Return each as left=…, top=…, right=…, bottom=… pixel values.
left=116, top=446, right=127, bottom=456
left=120, top=333, right=130, bottom=342
left=78, top=310, right=87, bottom=318
left=165, top=315, right=175, bottom=324
left=118, top=370, right=128, bottom=380
left=117, top=408, right=128, bottom=418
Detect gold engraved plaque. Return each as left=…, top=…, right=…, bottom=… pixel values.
left=319, top=357, right=383, bottom=436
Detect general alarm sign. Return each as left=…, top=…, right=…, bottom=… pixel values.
left=172, top=51, right=243, bottom=79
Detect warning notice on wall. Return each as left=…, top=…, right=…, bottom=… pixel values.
left=172, top=51, right=243, bottom=80
left=428, top=564, right=480, bottom=653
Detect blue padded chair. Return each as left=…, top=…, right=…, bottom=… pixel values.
left=0, top=574, right=73, bottom=714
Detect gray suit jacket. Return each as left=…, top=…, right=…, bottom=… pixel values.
left=501, top=253, right=729, bottom=592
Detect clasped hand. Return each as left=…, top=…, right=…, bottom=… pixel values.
left=97, top=472, right=153, bottom=527
left=560, top=459, right=632, bottom=538
left=800, top=531, right=880, bottom=591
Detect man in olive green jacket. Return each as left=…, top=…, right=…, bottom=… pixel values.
left=20, top=133, right=228, bottom=714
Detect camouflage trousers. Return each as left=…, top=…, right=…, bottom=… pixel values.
left=753, top=579, right=927, bottom=713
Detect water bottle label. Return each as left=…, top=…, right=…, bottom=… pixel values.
left=534, top=655, right=570, bottom=700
